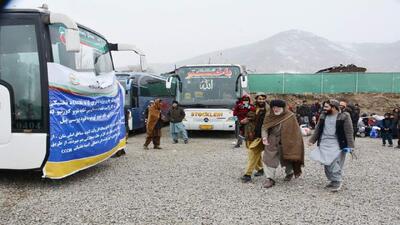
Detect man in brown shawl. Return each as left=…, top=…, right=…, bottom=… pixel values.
left=262, top=99, right=304, bottom=188
left=143, top=99, right=163, bottom=150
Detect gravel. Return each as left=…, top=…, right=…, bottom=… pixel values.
left=1, top=127, right=400, bottom=225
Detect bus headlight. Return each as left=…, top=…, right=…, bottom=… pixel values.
left=227, top=116, right=236, bottom=122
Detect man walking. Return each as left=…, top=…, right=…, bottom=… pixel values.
left=261, top=100, right=305, bottom=188
left=309, top=99, right=354, bottom=192
left=144, top=99, right=163, bottom=150
left=167, top=100, right=188, bottom=144
left=240, top=92, right=268, bottom=183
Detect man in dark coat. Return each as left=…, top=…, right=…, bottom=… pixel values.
left=380, top=113, right=394, bottom=147
left=297, top=100, right=312, bottom=125
left=340, top=100, right=359, bottom=139
left=311, top=101, right=322, bottom=117
left=167, top=100, right=188, bottom=144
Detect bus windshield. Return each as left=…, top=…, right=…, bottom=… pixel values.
left=49, top=24, right=113, bottom=75
left=177, top=66, right=240, bottom=107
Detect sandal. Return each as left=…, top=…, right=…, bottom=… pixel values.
left=262, top=178, right=275, bottom=188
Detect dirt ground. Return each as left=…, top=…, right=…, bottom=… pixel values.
left=253, top=93, right=400, bottom=115
left=1, top=128, right=399, bottom=224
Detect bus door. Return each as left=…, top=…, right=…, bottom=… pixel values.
left=137, top=75, right=169, bottom=130
left=0, top=15, right=48, bottom=169
left=129, top=77, right=142, bottom=130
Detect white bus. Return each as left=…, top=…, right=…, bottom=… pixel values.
left=0, top=7, right=137, bottom=178
left=165, top=64, right=248, bottom=131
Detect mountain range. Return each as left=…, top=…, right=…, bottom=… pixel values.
left=150, top=29, right=400, bottom=74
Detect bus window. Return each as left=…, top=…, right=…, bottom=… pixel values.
left=131, top=84, right=138, bottom=108
left=139, top=76, right=151, bottom=96
left=49, top=24, right=113, bottom=76
left=0, top=24, right=42, bottom=130
left=140, top=76, right=169, bottom=97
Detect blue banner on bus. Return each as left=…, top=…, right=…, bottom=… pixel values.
left=43, top=63, right=126, bottom=179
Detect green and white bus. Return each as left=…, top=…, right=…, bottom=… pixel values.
left=165, top=64, right=248, bottom=131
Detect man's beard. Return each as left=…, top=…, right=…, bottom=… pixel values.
left=324, top=109, right=333, bottom=115
left=257, top=102, right=265, bottom=107
left=273, top=108, right=284, bottom=115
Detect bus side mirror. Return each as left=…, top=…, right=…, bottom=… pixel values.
left=50, top=13, right=80, bottom=52
left=241, top=76, right=248, bottom=88
left=140, top=55, right=147, bottom=72
left=110, top=43, right=147, bottom=72
left=65, top=29, right=80, bottom=52
left=166, top=77, right=172, bottom=89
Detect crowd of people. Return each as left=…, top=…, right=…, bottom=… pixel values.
left=137, top=95, right=398, bottom=192
left=284, top=99, right=400, bottom=148
left=233, top=94, right=355, bottom=191
left=232, top=95, right=399, bottom=191
left=357, top=110, right=400, bottom=147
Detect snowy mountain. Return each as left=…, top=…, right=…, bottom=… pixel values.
left=151, top=30, right=400, bottom=74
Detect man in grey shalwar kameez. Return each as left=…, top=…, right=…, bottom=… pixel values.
left=308, top=99, right=354, bottom=192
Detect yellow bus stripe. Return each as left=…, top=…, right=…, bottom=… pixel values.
left=43, top=138, right=126, bottom=179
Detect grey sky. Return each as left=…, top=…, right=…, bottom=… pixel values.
left=7, top=0, right=400, bottom=65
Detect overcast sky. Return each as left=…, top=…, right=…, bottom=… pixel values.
left=7, top=0, right=400, bottom=65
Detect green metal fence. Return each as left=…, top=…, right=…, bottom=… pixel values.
left=248, top=73, right=400, bottom=94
